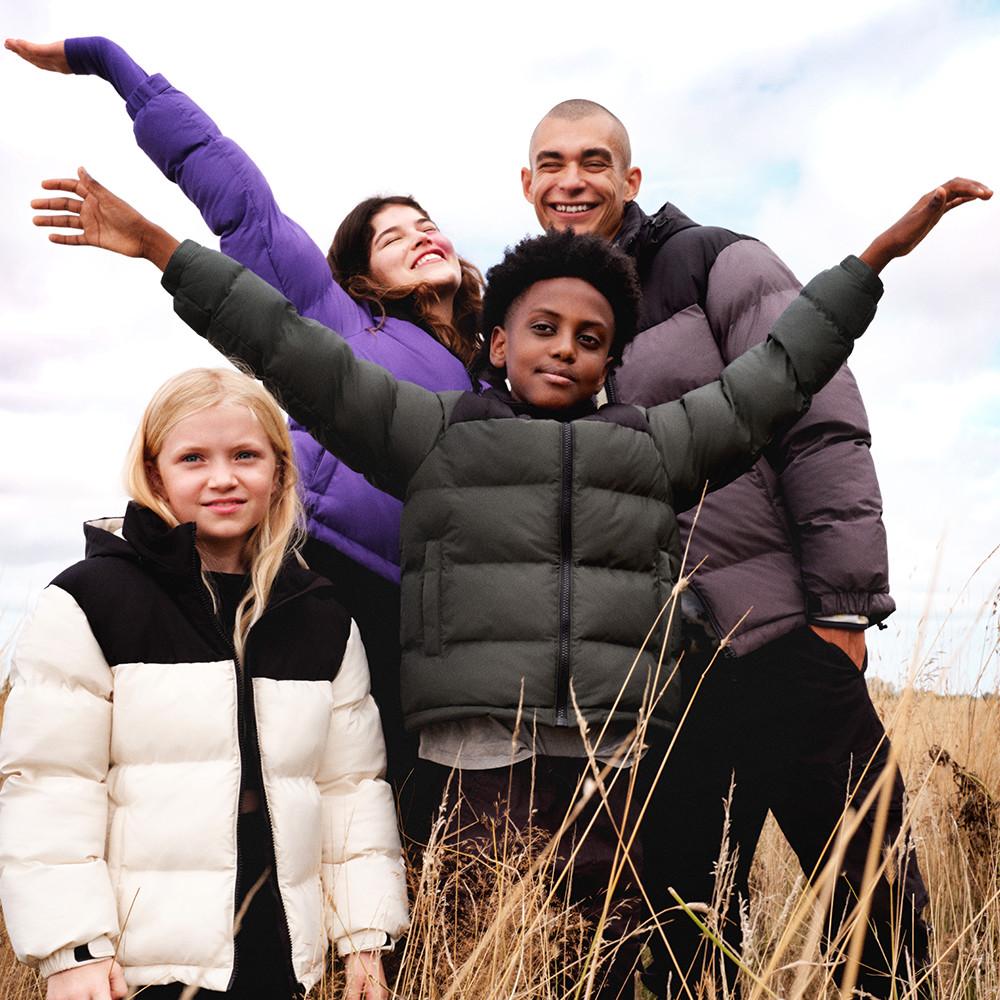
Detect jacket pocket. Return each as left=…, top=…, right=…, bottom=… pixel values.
left=422, top=541, right=442, bottom=656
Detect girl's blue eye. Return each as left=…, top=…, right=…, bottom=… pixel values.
left=180, top=454, right=201, bottom=463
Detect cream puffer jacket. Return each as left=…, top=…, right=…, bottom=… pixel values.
left=0, top=505, right=409, bottom=992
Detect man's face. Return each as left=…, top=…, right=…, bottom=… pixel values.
left=522, top=114, right=641, bottom=240
left=489, top=277, right=614, bottom=410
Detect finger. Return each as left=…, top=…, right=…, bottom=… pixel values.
left=941, top=195, right=979, bottom=213
left=30, top=196, right=83, bottom=212
left=79, top=165, right=101, bottom=188
left=33, top=213, right=84, bottom=229
left=939, top=177, right=992, bottom=200
left=40, top=177, right=82, bottom=193
left=49, top=232, right=89, bottom=246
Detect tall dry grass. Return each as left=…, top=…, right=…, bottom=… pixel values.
left=1, top=574, right=997, bottom=998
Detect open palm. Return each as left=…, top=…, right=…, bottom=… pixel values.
left=32, top=168, right=149, bottom=258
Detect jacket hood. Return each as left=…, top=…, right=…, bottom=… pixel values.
left=83, top=502, right=199, bottom=577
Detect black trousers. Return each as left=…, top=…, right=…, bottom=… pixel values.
left=414, top=757, right=648, bottom=1000
left=641, top=627, right=929, bottom=998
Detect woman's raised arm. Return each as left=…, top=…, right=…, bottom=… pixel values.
left=7, top=36, right=352, bottom=323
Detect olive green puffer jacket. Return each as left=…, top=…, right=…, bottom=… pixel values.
left=163, top=243, right=882, bottom=734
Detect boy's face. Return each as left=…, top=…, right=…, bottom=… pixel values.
left=489, top=277, right=614, bottom=410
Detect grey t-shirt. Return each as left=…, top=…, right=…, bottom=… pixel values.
left=419, top=716, right=641, bottom=770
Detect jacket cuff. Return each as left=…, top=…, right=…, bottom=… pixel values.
left=807, top=590, right=895, bottom=626
left=39, top=937, right=116, bottom=978
left=335, top=930, right=392, bottom=956
left=840, top=255, right=884, bottom=301
left=161, top=239, right=204, bottom=296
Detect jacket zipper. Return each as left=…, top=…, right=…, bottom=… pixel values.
left=240, top=649, right=300, bottom=995
left=197, top=570, right=312, bottom=994
left=555, top=423, right=574, bottom=726
left=193, top=575, right=247, bottom=993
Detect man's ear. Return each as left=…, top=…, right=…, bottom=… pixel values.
left=624, top=165, right=642, bottom=203
left=489, top=326, right=508, bottom=368
left=520, top=167, right=534, bottom=204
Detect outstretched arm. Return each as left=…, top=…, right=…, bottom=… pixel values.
left=31, top=171, right=446, bottom=496
left=8, top=36, right=347, bottom=322
left=653, top=178, right=991, bottom=510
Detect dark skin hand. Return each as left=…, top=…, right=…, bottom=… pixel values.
left=859, top=177, right=992, bottom=273
left=32, top=168, right=180, bottom=270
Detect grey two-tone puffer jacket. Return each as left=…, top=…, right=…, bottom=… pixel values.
left=162, top=241, right=882, bottom=733
left=612, top=202, right=894, bottom=655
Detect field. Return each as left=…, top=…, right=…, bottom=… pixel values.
left=1, top=638, right=997, bottom=998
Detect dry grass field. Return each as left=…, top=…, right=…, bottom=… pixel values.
left=1, top=623, right=997, bottom=999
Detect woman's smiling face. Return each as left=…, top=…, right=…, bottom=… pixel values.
left=367, top=203, right=462, bottom=296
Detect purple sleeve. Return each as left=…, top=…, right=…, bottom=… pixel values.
left=64, top=37, right=357, bottom=327
left=64, top=37, right=146, bottom=100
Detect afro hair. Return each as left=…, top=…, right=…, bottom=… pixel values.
left=480, top=230, right=641, bottom=367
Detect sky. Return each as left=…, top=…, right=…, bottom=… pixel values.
left=0, top=0, right=997, bottom=693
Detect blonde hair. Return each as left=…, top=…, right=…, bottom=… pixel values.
left=124, top=367, right=304, bottom=660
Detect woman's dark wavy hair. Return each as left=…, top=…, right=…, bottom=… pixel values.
left=477, top=229, right=641, bottom=376
left=327, top=195, right=483, bottom=366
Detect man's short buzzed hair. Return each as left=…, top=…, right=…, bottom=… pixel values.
left=532, top=99, right=632, bottom=167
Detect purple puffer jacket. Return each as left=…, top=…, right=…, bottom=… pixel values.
left=612, top=201, right=894, bottom=656
left=66, top=37, right=474, bottom=583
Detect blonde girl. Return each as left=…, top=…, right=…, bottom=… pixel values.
left=0, top=368, right=408, bottom=1000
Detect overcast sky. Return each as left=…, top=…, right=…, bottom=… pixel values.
left=1, top=0, right=997, bottom=692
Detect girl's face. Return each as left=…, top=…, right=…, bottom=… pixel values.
left=152, top=403, right=278, bottom=572
left=367, top=204, right=462, bottom=298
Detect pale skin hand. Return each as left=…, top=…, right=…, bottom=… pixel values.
left=47, top=959, right=127, bottom=1000
left=32, top=167, right=179, bottom=271
left=5, top=37, right=71, bottom=73
left=342, top=950, right=389, bottom=1000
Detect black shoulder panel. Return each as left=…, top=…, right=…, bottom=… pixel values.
left=247, top=589, right=352, bottom=682
left=449, top=390, right=515, bottom=426
left=638, top=224, right=753, bottom=329
left=52, top=557, right=227, bottom=667
left=585, top=404, right=653, bottom=435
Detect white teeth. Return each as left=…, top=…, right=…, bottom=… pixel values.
left=414, top=252, right=444, bottom=267
left=554, top=204, right=592, bottom=214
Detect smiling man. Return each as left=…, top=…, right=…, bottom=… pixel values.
left=522, top=100, right=930, bottom=998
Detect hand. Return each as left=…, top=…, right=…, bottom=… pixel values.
left=46, top=958, right=127, bottom=1000
left=810, top=624, right=866, bottom=671
left=859, top=177, right=992, bottom=273
left=5, top=38, right=71, bottom=74
left=342, top=950, right=389, bottom=1000
left=32, top=167, right=179, bottom=270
